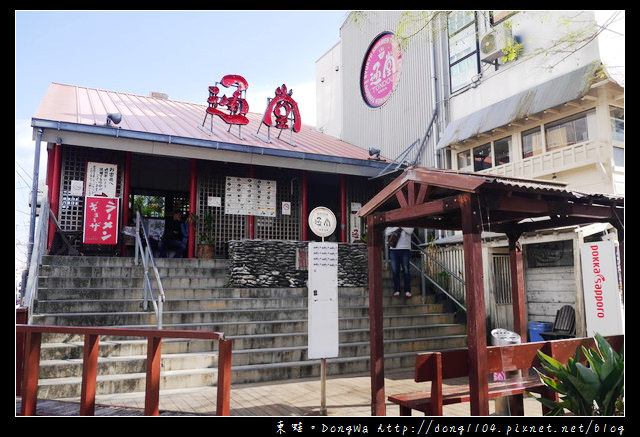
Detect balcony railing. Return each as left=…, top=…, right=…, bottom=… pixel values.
left=479, top=139, right=606, bottom=180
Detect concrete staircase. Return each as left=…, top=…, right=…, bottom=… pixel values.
left=29, top=255, right=466, bottom=400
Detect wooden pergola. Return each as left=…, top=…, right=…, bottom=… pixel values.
left=357, top=167, right=624, bottom=416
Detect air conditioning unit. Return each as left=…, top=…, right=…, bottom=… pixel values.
left=479, top=27, right=512, bottom=62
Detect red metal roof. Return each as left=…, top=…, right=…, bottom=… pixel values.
left=33, top=83, right=380, bottom=165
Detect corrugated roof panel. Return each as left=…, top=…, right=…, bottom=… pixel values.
left=436, top=62, right=603, bottom=149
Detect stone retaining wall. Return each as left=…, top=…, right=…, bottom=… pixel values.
left=228, top=240, right=368, bottom=288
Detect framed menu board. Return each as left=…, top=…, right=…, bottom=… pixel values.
left=225, top=176, right=276, bottom=217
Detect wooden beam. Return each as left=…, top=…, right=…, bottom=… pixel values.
left=395, top=190, right=408, bottom=208
left=367, top=215, right=386, bottom=416
left=415, top=184, right=432, bottom=205
left=460, top=193, right=489, bottom=416
left=380, top=194, right=463, bottom=225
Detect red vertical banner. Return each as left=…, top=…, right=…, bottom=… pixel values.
left=83, top=196, right=119, bottom=245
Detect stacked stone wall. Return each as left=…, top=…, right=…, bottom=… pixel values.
left=228, top=240, right=368, bottom=288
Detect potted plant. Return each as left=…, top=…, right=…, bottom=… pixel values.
left=530, top=333, right=624, bottom=416
left=188, top=213, right=216, bottom=259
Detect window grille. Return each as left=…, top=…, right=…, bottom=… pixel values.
left=493, top=254, right=512, bottom=304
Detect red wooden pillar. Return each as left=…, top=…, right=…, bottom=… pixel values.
left=367, top=214, right=386, bottom=416
left=47, top=144, right=62, bottom=250
left=508, top=231, right=527, bottom=341
left=145, top=336, right=162, bottom=416
left=301, top=170, right=308, bottom=241
left=188, top=159, right=197, bottom=258
left=80, top=334, right=100, bottom=415
left=340, top=175, right=347, bottom=242
left=460, top=193, right=489, bottom=416
left=248, top=165, right=255, bottom=239
left=216, top=338, right=233, bottom=416
left=121, top=152, right=132, bottom=256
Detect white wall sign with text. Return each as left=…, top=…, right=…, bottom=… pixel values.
left=580, top=241, right=624, bottom=337
left=307, top=241, right=339, bottom=359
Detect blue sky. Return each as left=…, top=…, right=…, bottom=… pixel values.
left=15, top=10, right=350, bottom=282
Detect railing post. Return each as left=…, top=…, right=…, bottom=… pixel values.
left=20, top=331, right=42, bottom=416
left=216, top=338, right=233, bottom=416
left=144, top=336, right=162, bottom=416
left=80, top=334, right=100, bottom=415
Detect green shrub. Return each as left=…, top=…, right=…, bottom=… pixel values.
left=531, top=333, right=624, bottom=416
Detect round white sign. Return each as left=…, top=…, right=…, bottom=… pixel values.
left=308, top=207, right=336, bottom=238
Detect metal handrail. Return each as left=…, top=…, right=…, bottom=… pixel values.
left=410, top=235, right=467, bottom=313
left=134, top=210, right=166, bottom=329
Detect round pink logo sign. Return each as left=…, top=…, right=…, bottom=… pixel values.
left=361, top=32, right=403, bottom=108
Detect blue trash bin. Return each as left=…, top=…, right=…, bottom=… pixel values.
left=528, top=321, right=553, bottom=342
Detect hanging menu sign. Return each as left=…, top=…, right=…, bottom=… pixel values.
left=85, top=162, right=117, bottom=198
left=83, top=196, right=119, bottom=245
left=225, top=176, right=276, bottom=217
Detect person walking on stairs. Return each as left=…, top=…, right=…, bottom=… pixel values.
left=385, top=227, right=414, bottom=298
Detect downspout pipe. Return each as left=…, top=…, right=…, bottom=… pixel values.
left=22, top=128, right=43, bottom=297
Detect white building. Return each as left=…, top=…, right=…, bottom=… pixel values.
left=317, top=10, right=624, bottom=338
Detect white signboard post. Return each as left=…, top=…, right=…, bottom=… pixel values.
left=307, top=207, right=338, bottom=415
left=580, top=241, right=624, bottom=337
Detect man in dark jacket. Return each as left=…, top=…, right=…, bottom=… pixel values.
left=159, top=211, right=188, bottom=257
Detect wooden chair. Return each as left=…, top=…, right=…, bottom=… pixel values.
left=540, top=305, right=575, bottom=340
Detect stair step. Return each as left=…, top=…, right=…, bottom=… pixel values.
left=30, top=255, right=467, bottom=399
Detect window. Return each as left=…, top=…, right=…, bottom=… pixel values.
left=521, top=127, right=543, bottom=158
left=457, top=149, right=473, bottom=171
left=613, top=147, right=624, bottom=167
left=494, top=137, right=511, bottom=166
left=610, top=106, right=624, bottom=142
left=473, top=143, right=492, bottom=170
left=545, top=110, right=596, bottom=151
left=448, top=11, right=479, bottom=92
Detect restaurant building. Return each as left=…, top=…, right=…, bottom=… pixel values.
left=31, top=79, right=389, bottom=259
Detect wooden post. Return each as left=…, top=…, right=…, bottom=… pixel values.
left=189, top=159, right=197, bottom=259
left=367, top=214, right=386, bottom=416
left=20, top=331, right=42, bottom=416
left=301, top=170, right=308, bottom=241
left=340, top=175, right=347, bottom=242
left=216, top=338, right=233, bottom=416
left=507, top=231, right=527, bottom=341
left=47, top=144, right=62, bottom=250
left=145, top=336, right=162, bottom=416
left=80, top=334, right=100, bottom=415
left=460, top=193, right=489, bottom=416
left=122, top=152, right=131, bottom=256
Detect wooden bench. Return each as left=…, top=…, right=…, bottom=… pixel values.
left=388, top=335, right=624, bottom=416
